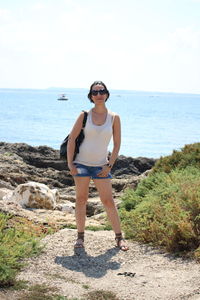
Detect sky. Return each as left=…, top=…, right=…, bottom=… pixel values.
left=0, top=0, right=200, bottom=93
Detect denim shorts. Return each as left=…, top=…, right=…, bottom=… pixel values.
left=74, top=163, right=112, bottom=179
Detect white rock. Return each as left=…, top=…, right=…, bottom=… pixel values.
left=3, top=182, right=59, bottom=209
left=0, top=188, right=13, bottom=200
left=60, top=202, right=75, bottom=213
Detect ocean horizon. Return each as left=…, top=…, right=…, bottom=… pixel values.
left=0, top=88, right=199, bottom=158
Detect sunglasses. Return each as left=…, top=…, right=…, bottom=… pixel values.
left=91, top=89, right=107, bottom=96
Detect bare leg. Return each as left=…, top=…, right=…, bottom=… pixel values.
left=93, top=178, right=128, bottom=250
left=74, top=176, right=90, bottom=247
left=93, top=178, right=121, bottom=232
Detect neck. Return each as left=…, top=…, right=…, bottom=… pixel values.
left=93, top=104, right=107, bottom=114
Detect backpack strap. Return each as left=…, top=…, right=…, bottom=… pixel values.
left=82, top=111, right=88, bottom=128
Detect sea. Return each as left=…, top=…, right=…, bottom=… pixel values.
left=0, top=88, right=199, bottom=159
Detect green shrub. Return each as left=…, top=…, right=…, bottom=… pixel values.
left=0, top=213, right=43, bottom=287
left=120, top=170, right=183, bottom=211
left=152, top=143, right=200, bottom=174
left=120, top=166, right=200, bottom=257
left=17, top=283, right=76, bottom=300
left=85, top=290, right=119, bottom=300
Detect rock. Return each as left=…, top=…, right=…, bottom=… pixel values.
left=0, top=142, right=66, bottom=170
left=0, top=292, right=9, bottom=300
left=87, top=198, right=104, bottom=217
left=0, top=199, right=77, bottom=228
left=0, top=179, right=14, bottom=190
left=58, top=187, right=76, bottom=202
left=0, top=188, right=13, bottom=200
left=56, top=201, right=75, bottom=213
left=123, top=170, right=151, bottom=190
left=0, top=145, right=73, bottom=189
left=0, top=142, right=157, bottom=227
left=112, top=155, right=157, bottom=177
left=0, top=142, right=156, bottom=188
left=4, top=182, right=59, bottom=210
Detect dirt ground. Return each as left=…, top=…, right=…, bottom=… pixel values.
left=1, top=229, right=200, bottom=300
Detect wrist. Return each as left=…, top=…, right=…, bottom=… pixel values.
left=106, top=163, right=113, bottom=169
left=68, top=162, right=75, bottom=169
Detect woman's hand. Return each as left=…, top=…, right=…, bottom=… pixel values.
left=68, top=163, right=78, bottom=176
left=97, top=165, right=111, bottom=177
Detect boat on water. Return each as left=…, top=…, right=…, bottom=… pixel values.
left=57, top=94, right=68, bottom=101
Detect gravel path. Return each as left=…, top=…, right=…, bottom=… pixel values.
left=4, top=229, right=200, bottom=300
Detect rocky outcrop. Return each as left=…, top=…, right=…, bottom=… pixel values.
left=0, top=148, right=73, bottom=189
left=111, top=155, right=155, bottom=177
left=0, top=142, right=156, bottom=187
left=0, top=142, right=156, bottom=227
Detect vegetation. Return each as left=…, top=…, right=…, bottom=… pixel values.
left=120, top=143, right=200, bottom=259
left=0, top=207, right=111, bottom=291
left=0, top=213, right=48, bottom=287
left=17, top=284, right=78, bottom=300
left=15, top=284, right=118, bottom=300
left=85, top=224, right=112, bottom=231
left=85, top=290, right=119, bottom=300
left=12, top=282, right=118, bottom=300
left=1, top=142, right=199, bottom=298
left=63, top=220, right=112, bottom=232
left=152, top=142, right=200, bottom=173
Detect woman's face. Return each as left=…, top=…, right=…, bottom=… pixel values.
left=91, top=84, right=108, bottom=103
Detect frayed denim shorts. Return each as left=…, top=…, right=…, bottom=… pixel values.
left=74, top=163, right=112, bottom=179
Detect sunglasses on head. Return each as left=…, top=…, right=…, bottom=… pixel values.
left=91, top=89, right=107, bottom=96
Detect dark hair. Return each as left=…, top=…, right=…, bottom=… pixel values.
left=88, top=81, right=110, bottom=103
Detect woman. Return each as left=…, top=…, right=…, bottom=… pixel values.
left=67, top=81, right=128, bottom=251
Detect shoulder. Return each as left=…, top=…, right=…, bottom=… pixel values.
left=77, top=110, right=89, bottom=120
left=108, top=111, right=120, bottom=127
left=108, top=110, right=120, bottom=120
left=108, top=110, right=119, bottom=116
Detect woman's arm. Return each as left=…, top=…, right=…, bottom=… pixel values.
left=97, top=114, right=121, bottom=177
left=109, top=114, right=121, bottom=167
left=67, top=112, right=85, bottom=173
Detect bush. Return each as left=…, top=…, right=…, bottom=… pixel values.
left=120, top=166, right=200, bottom=258
left=0, top=213, right=43, bottom=287
left=120, top=171, right=176, bottom=211
left=85, top=290, right=119, bottom=300
left=152, top=143, right=200, bottom=174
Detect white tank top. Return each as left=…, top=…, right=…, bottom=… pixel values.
left=74, top=109, right=115, bottom=166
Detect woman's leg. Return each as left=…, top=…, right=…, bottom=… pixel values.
left=93, top=178, right=128, bottom=250
left=93, top=178, right=121, bottom=232
left=74, top=176, right=90, bottom=247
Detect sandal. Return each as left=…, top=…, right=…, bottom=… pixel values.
left=115, top=233, right=129, bottom=251
left=74, top=232, right=84, bottom=248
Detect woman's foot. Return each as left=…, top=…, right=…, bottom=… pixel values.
left=115, top=233, right=129, bottom=251
left=74, top=238, right=84, bottom=248
left=74, top=232, right=84, bottom=248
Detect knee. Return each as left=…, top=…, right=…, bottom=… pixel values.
left=102, top=198, right=115, bottom=209
left=76, top=195, right=88, bottom=206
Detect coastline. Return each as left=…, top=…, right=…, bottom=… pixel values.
left=0, top=141, right=156, bottom=188
left=0, top=141, right=156, bottom=228
left=1, top=88, right=199, bottom=159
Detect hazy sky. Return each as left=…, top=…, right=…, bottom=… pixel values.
left=0, top=0, right=200, bottom=93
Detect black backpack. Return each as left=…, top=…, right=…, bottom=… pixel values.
left=60, top=111, right=88, bottom=161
